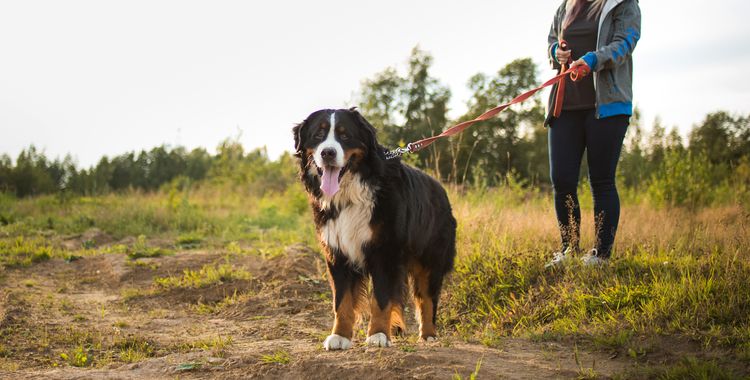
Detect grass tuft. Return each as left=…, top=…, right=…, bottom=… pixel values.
left=0, top=236, right=52, bottom=268
left=176, top=232, right=203, bottom=249
left=126, top=235, right=172, bottom=259
left=113, top=337, right=155, bottom=363
left=154, top=264, right=251, bottom=289
left=260, top=350, right=290, bottom=365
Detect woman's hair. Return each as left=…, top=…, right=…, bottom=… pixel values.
left=562, top=0, right=606, bottom=32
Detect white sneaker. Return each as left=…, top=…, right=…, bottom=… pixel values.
left=545, top=247, right=574, bottom=268
left=581, top=249, right=608, bottom=266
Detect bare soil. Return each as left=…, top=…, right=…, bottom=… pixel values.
left=0, top=239, right=728, bottom=379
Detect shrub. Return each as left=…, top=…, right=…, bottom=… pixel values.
left=646, top=151, right=718, bottom=208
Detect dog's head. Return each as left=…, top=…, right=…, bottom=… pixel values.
left=293, top=108, right=384, bottom=197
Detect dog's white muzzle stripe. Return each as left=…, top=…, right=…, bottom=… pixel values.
left=313, top=111, right=345, bottom=169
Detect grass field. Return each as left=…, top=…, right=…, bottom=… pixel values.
left=0, top=181, right=748, bottom=379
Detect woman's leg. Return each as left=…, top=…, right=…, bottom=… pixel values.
left=549, top=110, right=587, bottom=251
left=584, top=113, right=629, bottom=258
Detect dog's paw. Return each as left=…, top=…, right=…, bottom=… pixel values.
left=422, top=336, right=437, bottom=342
left=365, top=332, right=391, bottom=347
left=323, top=334, right=352, bottom=350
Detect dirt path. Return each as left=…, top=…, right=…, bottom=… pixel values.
left=1, top=244, right=648, bottom=379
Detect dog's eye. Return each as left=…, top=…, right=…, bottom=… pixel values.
left=339, top=132, right=349, bottom=141
left=315, top=129, right=326, bottom=139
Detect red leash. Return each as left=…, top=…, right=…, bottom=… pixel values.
left=552, top=40, right=570, bottom=118
left=386, top=48, right=588, bottom=158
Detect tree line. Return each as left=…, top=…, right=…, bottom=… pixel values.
left=1, top=47, right=748, bottom=207
left=0, top=140, right=297, bottom=198
left=358, top=47, right=749, bottom=187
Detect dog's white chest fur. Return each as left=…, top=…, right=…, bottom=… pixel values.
left=320, top=174, right=374, bottom=269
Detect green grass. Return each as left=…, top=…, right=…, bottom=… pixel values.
left=177, top=336, right=233, bottom=358
left=60, top=345, right=91, bottom=367
left=113, top=337, right=155, bottom=363
left=0, top=236, right=53, bottom=268
left=154, top=263, right=251, bottom=289
left=193, top=290, right=253, bottom=314
left=452, top=357, right=482, bottom=380
left=0, top=185, right=314, bottom=247
left=260, top=350, right=290, bottom=365
left=441, top=186, right=750, bottom=353
left=1, top=173, right=748, bottom=374
left=126, top=235, right=173, bottom=259
left=176, top=232, right=204, bottom=249
left=617, top=357, right=743, bottom=380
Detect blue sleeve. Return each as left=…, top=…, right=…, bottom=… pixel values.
left=591, top=0, right=641, bottom=71
left=581, top=52, right=598, bottom=70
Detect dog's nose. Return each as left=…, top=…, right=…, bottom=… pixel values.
left=321, top=148, right=337, bottom=161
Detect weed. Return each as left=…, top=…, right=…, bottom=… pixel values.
left=127, top=235, right=172, bottom=259
left=178, top=336, right=233, bottom=358
left=442, top=188, right=750, bottom=352
left=121, top=287, right=153, bottom=301
left=60, top=345, right=90, bottom=367
left=193, top=290, right=252, bottom=314
left=452, top=356, right=482, bottom=380
left=574, top=343, right=597, bottom=379
left=0, top=343, right=10, bottom=358
left=176, top=232, right=203, bottom=249
left=113, top=337, right=155, bottom=363
left=260, top=350, right=290, bottom=365
left=175, top=362, right=202, bottom=372
left=113, top=321, right=129, bottom=329
left=155, top=264, right=251, bottom=289
left=0, top=236, right=52, bottom=268
left=620, top=357, right=740, bottom=380
left=400, top=345, right=417, bottom=353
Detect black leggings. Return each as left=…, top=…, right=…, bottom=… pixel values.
left=548, top=109, right=629, bottom=258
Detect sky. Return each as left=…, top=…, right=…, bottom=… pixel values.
left=1, top=0, right=749, bottom=168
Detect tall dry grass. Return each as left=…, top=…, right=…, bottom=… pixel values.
left=443, top=186, right=750, bottom=355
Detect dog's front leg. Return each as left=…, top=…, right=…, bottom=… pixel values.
left=323, top=257, right=365, bottom=350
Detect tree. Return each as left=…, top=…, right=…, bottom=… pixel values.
left=450, top=58, right=545, bottom=185
left=0, top=154, right=12, bottom=193
left=689, top=111, right=749, bottom=166
left=11, top=146, right=57, bottom=197
left=357, top=46, right=451, bottom=175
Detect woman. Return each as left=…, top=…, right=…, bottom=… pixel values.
left=544, top=0, right=641, bottom=267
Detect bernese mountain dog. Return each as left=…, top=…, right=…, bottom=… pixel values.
left=293, top=108, right=456, bottom=350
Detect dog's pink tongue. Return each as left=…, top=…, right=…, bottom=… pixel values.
left=320, top=167, right=342, bottom=197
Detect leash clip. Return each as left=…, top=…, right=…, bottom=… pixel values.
left=384, top=146, right=410, bottom=160
left=384, top=143, right=420, bottom=160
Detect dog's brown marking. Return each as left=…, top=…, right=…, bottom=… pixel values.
left=367, top=297, right=393, bottom=338
left=410, top=262, right=437, bottom=339
left=390, top=303, right=406, bottom=337
left=331, top=278, right=366, bottom=339
left=344, top=147, right=366, bottom=164
left=369, top=222, right=384, bottom=241
left=305, top=148, right=316, bottom=159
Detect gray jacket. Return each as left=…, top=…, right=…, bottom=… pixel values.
left=546, top=0, right=641, bottom=124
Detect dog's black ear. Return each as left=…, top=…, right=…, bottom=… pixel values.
left=292, top=120, right=307, bottom=156
left=350, top=108, right=386, bottom=161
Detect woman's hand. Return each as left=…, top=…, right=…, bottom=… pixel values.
left=570, top=59, right=586, bottom=68
left=569, top=59, right=591, bottom=79
left=556, top=46, right=571, bottom=65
